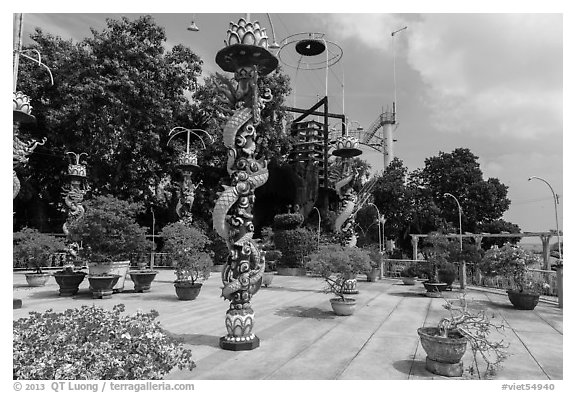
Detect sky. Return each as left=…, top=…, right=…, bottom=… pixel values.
left=7, top=2, right=568, bottom=243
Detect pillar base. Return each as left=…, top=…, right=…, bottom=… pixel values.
left=219, top=335, right=260, bottom=351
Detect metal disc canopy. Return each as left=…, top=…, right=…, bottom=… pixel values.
left=277, top=32, right=343, bottom=70
left=332, top=135, right=362, bottom=158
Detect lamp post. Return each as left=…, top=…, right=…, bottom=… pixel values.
left=444, top=192, right=465, bottom=289
left=312, top=207, right=321, bottom=250
left=528, top=176, right=562, bottom=259
left=368, top=203, right=384, bottom=279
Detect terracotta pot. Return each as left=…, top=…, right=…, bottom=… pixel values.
left=330, top=297, right=356, bottom=316
left=174, top=282, right=203, bottom=300
left=89, top=274, right=121, bottom=299
left=129, top=270, right=158, bottom=292
left=507, top=290, right=540, bottom=310
left=262, top=271, right=276, bottom=287
left=88, top=260, right=130, bottom=292
left=53, top=271, right=86, bottom=296
left=25, top=272, right=51, bottom=287
left=417, top=327, right=467, bottom=377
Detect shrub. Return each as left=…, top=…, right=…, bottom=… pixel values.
left=480, top=243, right=546, bottom=294
left=13, top=228, right=67, bottom=272
left=274, top=227, right=317, bottom=268
left=273, top=212, right=304, bottom=230
left=13, top=304, right=195, bottom=380
left=401, top=263, right=420, bottom=278
left=67, top=195, right=149, bottom=263
left=160, top=220, right=212, bottom=283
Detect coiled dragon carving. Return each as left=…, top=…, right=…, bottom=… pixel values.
left=212, top=67, right=273, bottom=302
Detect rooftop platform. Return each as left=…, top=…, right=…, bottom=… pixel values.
left=13, top=270, right=563, bottom=381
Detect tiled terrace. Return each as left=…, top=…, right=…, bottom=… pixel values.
left=13, top=270, right=563, bottom=381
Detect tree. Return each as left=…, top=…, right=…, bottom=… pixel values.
left=477, top=219, right=522, bottom=248
left=15, top=16, right=203, bottom=231
left=420, top=148, right=511, bottom=232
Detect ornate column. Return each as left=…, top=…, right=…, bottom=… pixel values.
left=332, top=135, right=362, bottom=294
left=61, top=152, right=90, bottom=266
left=167, top=127, right=212, bottom=220
left=13, top=92, right=45, bottom=200
left=212, top=17, right=278, bottom=351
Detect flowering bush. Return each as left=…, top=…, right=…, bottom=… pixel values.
left=480, top=243, right=548, bottom=294
left=160, top=219, right=212, bottom=283
left=13, top=304, right=195, bottom=380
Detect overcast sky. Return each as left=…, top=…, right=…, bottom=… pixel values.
left=10, top=4, right=567, bottom=243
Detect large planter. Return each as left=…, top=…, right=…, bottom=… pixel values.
left=402, top=276, right=418, bottom=286
left=89, top=274, right=121, bottom=299
left=25, top=272, right=51, bottom=287
left=53, top=271, right=86, bottom=296
left=262, top=271, right=276, bottom=288
left=417, top=327, right=468, bottom=377
left=330, top=297, right=357, bottom=316
left=423, top=281, right=449, bottom=297
left=506, top=290, right=540, bottom=310
left=129, top=270, right=158, bottom=292
left=88, top=260, right=130, bottom=292
left=367, top=268, right=380, bottom=282
left=174, top=282, right=203, bottom=301
left=276, top=267, right=307, bottom=276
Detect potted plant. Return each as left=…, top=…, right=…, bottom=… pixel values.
left=400, top=263, right=420, bottom=285
left=67, top=195, right=150, bottom=295
left=365, top=246, right=382, bottom=282
left=263, top=250, right=282, bottom=288
left=421, top=233, right=451, bottom=296
left=128, top=248, right=158, bottom=293
left=481, top=243, right=546, bottom=310
left=13, top=228, right=67, bottom=287
left=13, top=304, right=195, bottom=379
left=438, top=261, right=458, bottom=289
left=417, top=294, right=508, bottom=379
left=160, top=220, right=213, bottom=301
left=306, top=245, right=372, bottom=316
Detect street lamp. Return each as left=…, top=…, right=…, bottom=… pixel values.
left=528, top=176, right=562, bottom=259
left=367, top=203, right=382, bottom=253
left=312, top=207, right=321, bottom=250
left=367, top=203, right=384, bottom=280
left=443, top=193, right=463, bottom=252
left=444, top=192, right=465, bottom=289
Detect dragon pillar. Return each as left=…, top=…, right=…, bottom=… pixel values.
left=212, top=17, right=278, bottom=351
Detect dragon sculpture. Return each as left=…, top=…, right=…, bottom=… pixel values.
left=212, top=17, right=278, bottom=350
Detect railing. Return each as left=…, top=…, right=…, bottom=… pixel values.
left=382, top=259, right=558, bottom=298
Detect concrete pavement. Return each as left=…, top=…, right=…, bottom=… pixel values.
left=13, top=270, right=563, bottom=380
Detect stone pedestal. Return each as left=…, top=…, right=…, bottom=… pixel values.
left=425, top=357, right=463, bottom=377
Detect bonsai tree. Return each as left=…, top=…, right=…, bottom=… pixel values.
left=13, top=228, right=67, bottom=274
left=423, top=294, right=509, bottom=379
left=67, top=195, right=149, bottom=264
left=421, top=232, right=451, bottom=283
left=160, top=220, right=213, bottom=284
left=306, top=245, right=372, bottom=301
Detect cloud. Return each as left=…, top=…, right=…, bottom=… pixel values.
left=406, top=14, right=562, bottom=139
